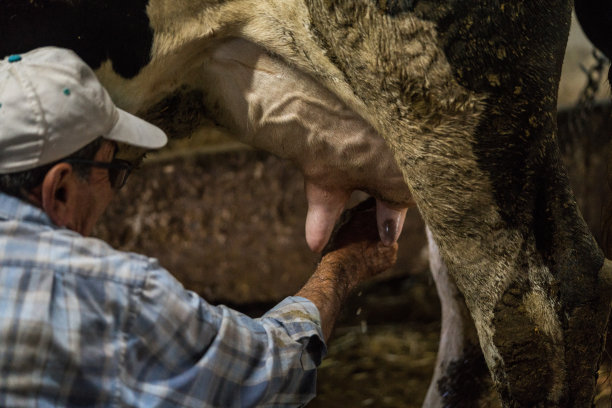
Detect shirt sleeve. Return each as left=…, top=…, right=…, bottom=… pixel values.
left=121, top=260, right=327, bottom=408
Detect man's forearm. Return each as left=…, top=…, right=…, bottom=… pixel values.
left=296, top=254, right=355, bottom=342
left=295, top=199, right=399, bottom=342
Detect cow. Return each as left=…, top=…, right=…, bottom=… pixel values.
left=2, top=1, right=612, bottom=406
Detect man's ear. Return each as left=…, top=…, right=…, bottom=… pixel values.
left=40, top=163, right=79, bottom=228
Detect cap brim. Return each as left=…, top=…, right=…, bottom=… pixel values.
left=105, top=108, right=168, bottom=150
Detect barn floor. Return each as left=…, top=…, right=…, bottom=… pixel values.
left=313, top=322, right=439, bottom=407
left=287, top=275, right=440, bottom=407
left=228, top=275, right=442, bottom=407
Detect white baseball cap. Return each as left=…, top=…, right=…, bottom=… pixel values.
left=0, top=46, right=167, bottom=174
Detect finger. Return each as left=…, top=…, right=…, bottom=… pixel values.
left=364, top=242, right=398, bottom=275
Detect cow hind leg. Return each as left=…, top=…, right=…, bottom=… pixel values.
left=423, top=228, right=500, bottom=408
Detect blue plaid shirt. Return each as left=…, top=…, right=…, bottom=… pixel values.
left=0, top=192, right=326, bottom=407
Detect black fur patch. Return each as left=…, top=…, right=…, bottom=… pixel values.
left=375, top=0, right=418, bottom=16
left=422, top=2, right=606, bottom=287
left=139, top=87, right=211, bottom=139
left=575, top=0, right=612, bottom=61
left=491, top=280, right=561, bottom=405
left=0, top=0, right=153, bottom=78
left=138, top=87, right=210, bottom=138
left=426, top=1, right=565, bottom=229
left=437, top=345, right=491, bottom=408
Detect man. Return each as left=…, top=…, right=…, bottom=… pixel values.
left=0, top=47, right=398, bottom=407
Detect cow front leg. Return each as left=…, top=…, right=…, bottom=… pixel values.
left=423, top=228, right=499, bottom=408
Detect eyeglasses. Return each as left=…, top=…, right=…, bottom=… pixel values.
left=63, top=158, right=134, bottom=190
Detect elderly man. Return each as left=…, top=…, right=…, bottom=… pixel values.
left=0, top=46, right=397, bottom=407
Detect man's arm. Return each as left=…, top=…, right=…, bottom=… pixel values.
left=125, top=198, right=397, bottom=406
left=296, top=198, right=398, bottom=341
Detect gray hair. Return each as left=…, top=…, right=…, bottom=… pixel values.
left=0, top=137, right=105, bottom=200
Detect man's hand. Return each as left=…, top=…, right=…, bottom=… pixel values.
left=321, top=197, right=398, bottom=289
left=297, top=198, right=399, bottom=341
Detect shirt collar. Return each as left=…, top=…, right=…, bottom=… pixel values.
left=0, top=191, right=55, bottom=227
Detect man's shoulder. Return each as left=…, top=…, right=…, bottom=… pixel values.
left=0, top=216, right=161, bottom=287
left=65, top=230, right=160, bottom=285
